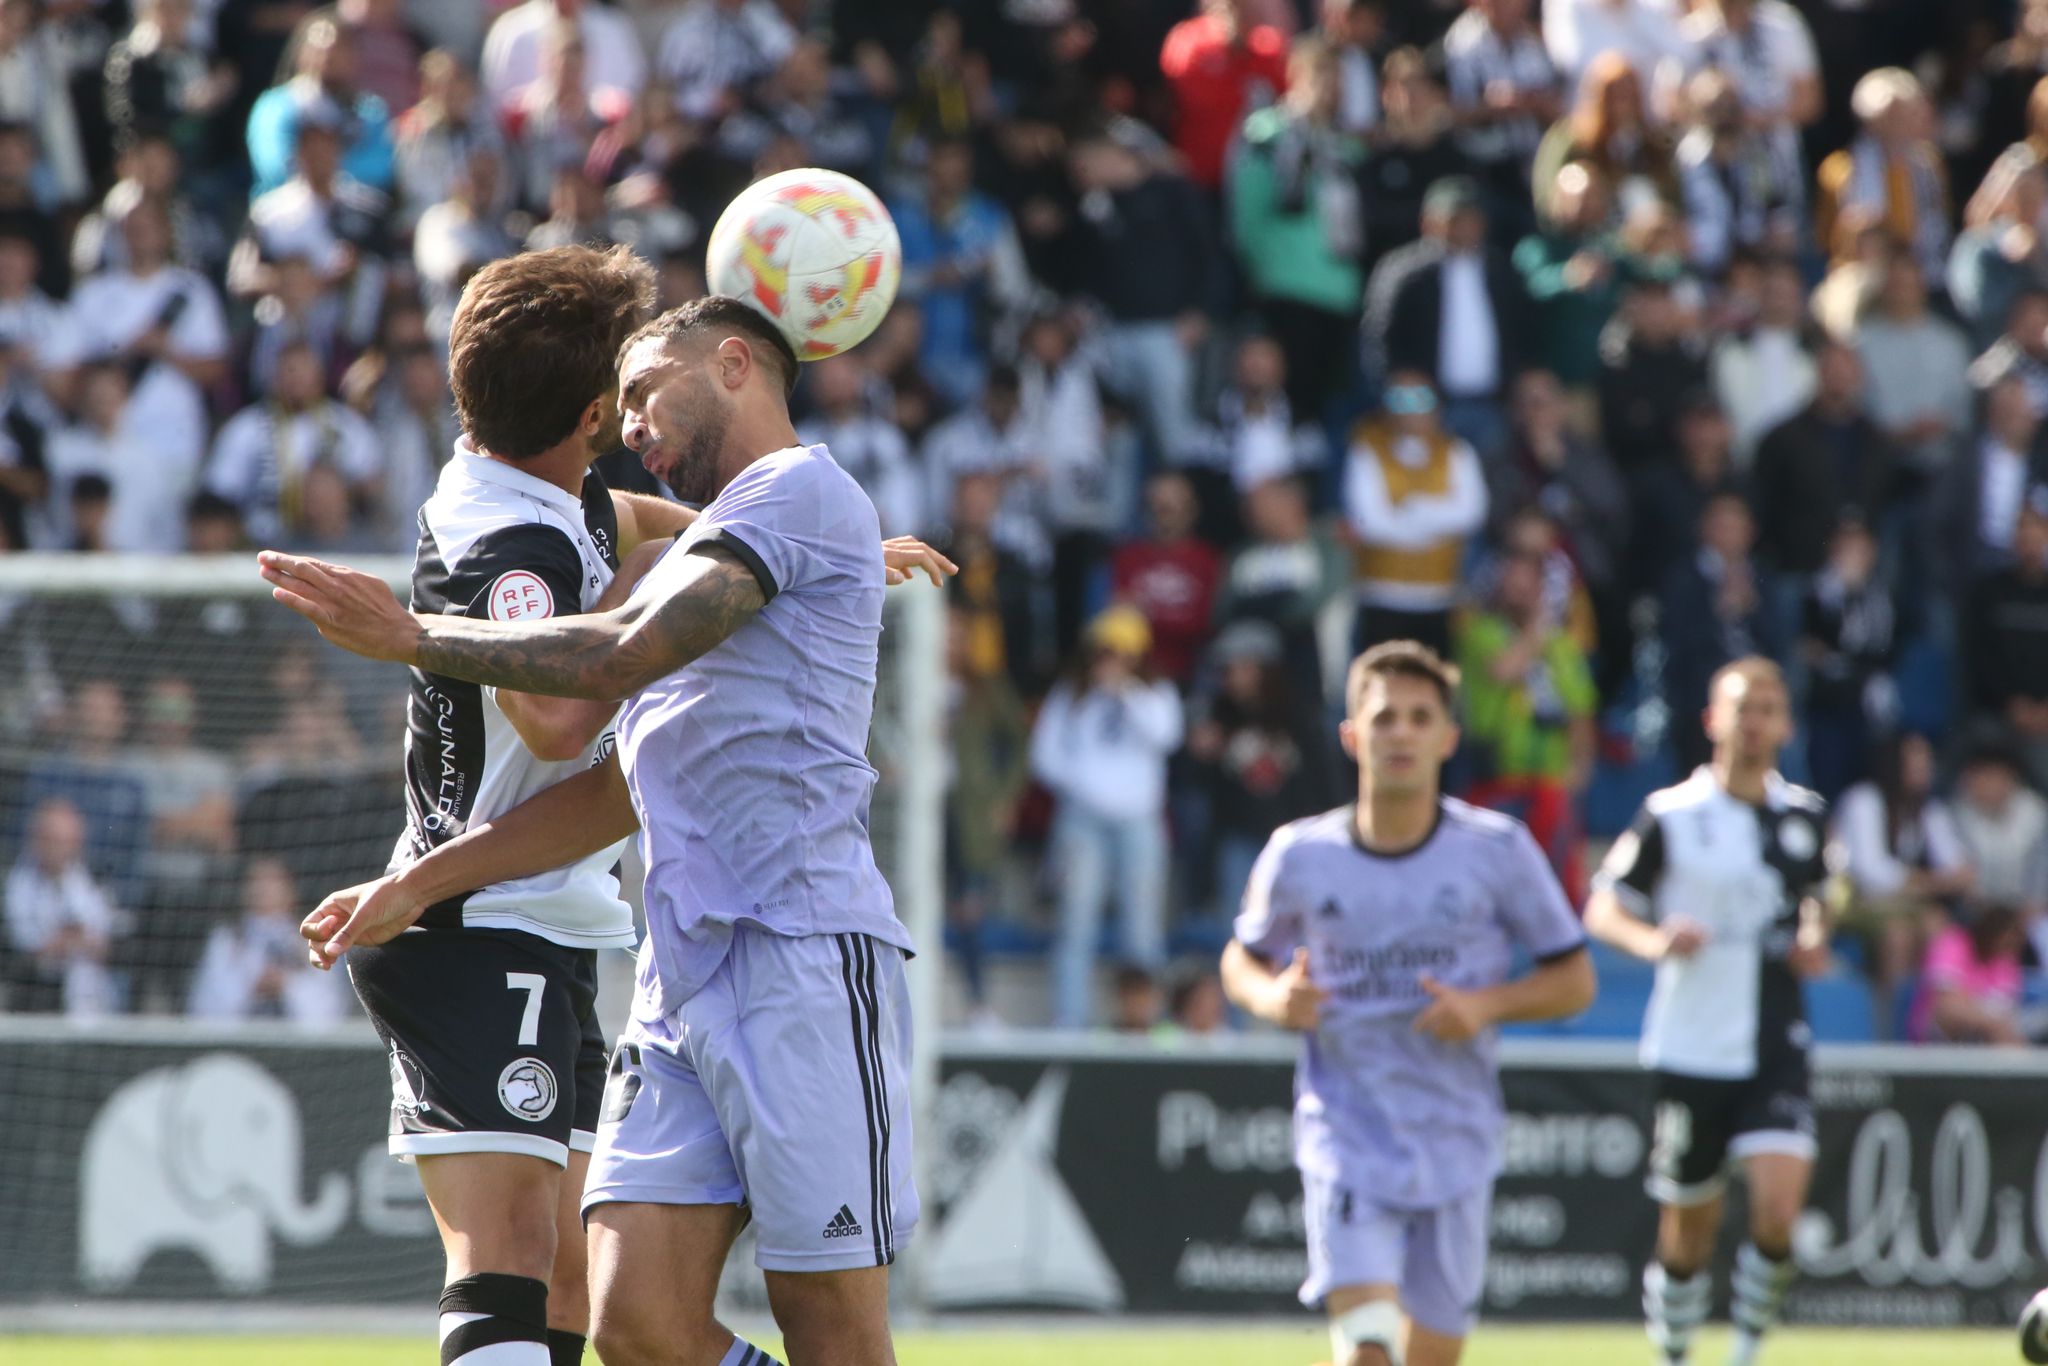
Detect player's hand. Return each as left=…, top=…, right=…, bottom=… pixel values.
left=1413, top=974, right=1489, bottom=1044
left=882, top=536, right=958, bottom=587
left=1658, top=916, right=1709, bottom=960
left=1788, top=914, right=1832, bottom=978
left=300, top=875, right=426, bottom=968
left=258, top=551, right=424, bottom=663
left=1269, top=947, right=1327, bottom=1031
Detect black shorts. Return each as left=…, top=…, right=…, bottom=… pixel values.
left=1647, top=1052, right=1816, bottom=1207
left=348, top=927, right=607, bottom=1168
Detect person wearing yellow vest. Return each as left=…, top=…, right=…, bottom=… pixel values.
left=1340, top=370, right=1489, bottom=658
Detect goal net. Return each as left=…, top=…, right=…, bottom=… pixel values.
left=0, top=551, right=943, bottom=1321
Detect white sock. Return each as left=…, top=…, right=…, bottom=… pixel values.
left=1643, top=1261, right=1711, bottom=1362
left=718, top=1337, right=784, bottom=1366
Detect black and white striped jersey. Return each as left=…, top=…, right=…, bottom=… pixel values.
left=394, top=439, right=637, bottom=949
left=1593, top=768, right=1832, bottom=1080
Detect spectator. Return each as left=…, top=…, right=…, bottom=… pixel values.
left=1322, top=0, right=1383, bottom=139
left=1951, top=740, right=2048, bottom=917
left=1441, top=0, right=1561, bottom=221
left=799, top=353, right=924, bottom=539
left=1752, top=342, right=1898, bottom=580
left=717, top=37, right=875, bottom=177
left=1362, top=175, right=1529, bottom=459
left=39, top=363, right=183, bottom=555
left=16, top=680, right=147, bottom=907
left=187, top=856, right=349, bottom=1022
left=523, top=164, right=617, bottom=253
left=0, top=121, right=64, bottom=295
left=1186, top=620, right=1336, bottom=920
left=1911, top=902, right=2030, bottom=1044
left=1065, top=130, right=1220, bottom=467
left=1542, top=0, right=1686, bottom=105
left=101, top=0, right=232, bottom=168
left=501, top=18, right=629, bottom=214
left=66, top=197, right=229, bottom=485
left=1203, top=334, right=1330, bottom=498
left=1110, top=965, right=1164, bottom=1034
left=1969, top=287, right=2048, bottom=419
left=1933, top=373, right=2048, bottom=595
left=1212, top=473, right=1348, bottom=700
left=1031, top=606, right=1183, bottom=1029
left=1228, top=35, right=1365, bottom=421
left=1675, top=68, right=1804, bottom=277
left=125, top=675, right=234, bottom=1004
left=1965, top=497, right=2048, bottom=785
left=0, top=0, right=87, bottom=205
left=1533, top=53, right=1677, bottom=223
left=69, top=132, right=225, bottom=282
left=1819, top=68, right=1951, bottom=282
left=3, top=798, right=118, bottom=1016
left=335, top=0, right=424, bottom=114
left=1111, top=470, right=1224, bottom=687
left=246, top=16, right=394, bottom=198
left=1661, top=490, right=1779, bottom=772
left=656, top=0, right=795, bottom=123
left=893, top=136, right=1032, bottom=408
left=1514, top=161, right=1624, bottom=396
left=1597, top=266, right=1709, bottom=473
left=0, top=230, right=79, bottom=401
left=65, top=474, right=112, bottom=553
left=482, top=0, right=645, bottom=112
left=1160, top=0, right=1289, bottom=194
left=1834, top=730, right=1974, bottom=1029
left=1668, top=0, right=1822, bottom=171
left=412, top=145, right=515, bottom=329
left=1856, top=245, right=1974, bottom=488
left=1358, top=48, right=1467, bottom=274
left=939, top=470, right=1046, bottom=695
left=1711, top=255, right=1816, bottom=468
left=1800, top=517, right=1899, bottom=799
left=1016, top=311, right=1118, bottom=658
left=203, top=340, right=383, bottom=548
left=230, top=113, right=391, bottom=350
left=393, top=49, right=508, bottom=234
left=1949, top=147, right=2048, bottom=351
left=362, top=342, right=456, bottom=552
left=942, top=607, right=1029, bottom=1028
left=1341, top=369, right=1488, bottom=657
left=0, top=352, right=42, bottom=547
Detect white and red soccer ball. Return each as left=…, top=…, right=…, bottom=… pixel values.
left=705, top=167, right=901, bottom=362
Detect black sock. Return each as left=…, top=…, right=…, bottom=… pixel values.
left=547, top=1327, right=587, bottom=1365
left=438, top=1273, right=549, bottom=1365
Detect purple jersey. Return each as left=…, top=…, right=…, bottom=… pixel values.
left=1234, top=800, right=1585, bottom=1208
left=617, top=444, right=911, bottom=1017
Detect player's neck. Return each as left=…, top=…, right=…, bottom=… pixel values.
left=715, top=410, right=803, bottom=492
left=1711, top=754, right=1773, bottom=805
left=476, top=437, right=589, bottom=499
left=1353, top=785, right=1440, bottom=853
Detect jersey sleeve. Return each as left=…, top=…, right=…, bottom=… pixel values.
left=449, top=523, right=588, bottom=625
left=1592, top=804, right=1665, bottom=919
left=1497, top=822, right=1588, bottom=961
left=689, top=454, right=835, bottom=602
left=1232, top=828, right=1306, bottom=963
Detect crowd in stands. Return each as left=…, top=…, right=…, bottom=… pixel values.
left=2, top=0, right=2048, bottom=1040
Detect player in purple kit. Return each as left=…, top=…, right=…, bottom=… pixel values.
left=260, top=295, right=935, bottom=1366
left=1221, top=642, right=1595, bottom=1366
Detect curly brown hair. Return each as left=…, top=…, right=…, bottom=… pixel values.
left=448, top=245, right=657, bottom=460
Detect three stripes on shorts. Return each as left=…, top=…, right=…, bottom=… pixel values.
left=836, top=932, right=896, bottom=1267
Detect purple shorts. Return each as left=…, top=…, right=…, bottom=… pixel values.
left=1300, top=1169, right=1492, bottom=1337
left=583, top=927, right=918, bottom=1273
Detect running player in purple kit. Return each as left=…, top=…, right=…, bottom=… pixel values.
left=260, top=296, right=927, bottom=1366
left=1221, top=642, right=1596, bottom=1366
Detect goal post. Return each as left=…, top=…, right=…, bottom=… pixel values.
left=0, top=550, right=946, bottom=1321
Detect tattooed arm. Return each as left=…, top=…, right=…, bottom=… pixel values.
left=258, top=544, right=766, bottom=701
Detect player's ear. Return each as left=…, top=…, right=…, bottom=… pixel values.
left=717, top=336, right=750, bottom=390
left=579, top=391, right=609, bottom=435
left=1338, top=717, right=1359, bottom=761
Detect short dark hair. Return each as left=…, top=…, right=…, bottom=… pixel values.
left=1346, top=640, right=1460, bottom=715
left=617, top=295, right=800, bottom=400
left=448, top=245, right=656, bottom=460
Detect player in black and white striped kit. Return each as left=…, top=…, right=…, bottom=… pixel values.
left=1585, top=657, right=1836, bottom=1366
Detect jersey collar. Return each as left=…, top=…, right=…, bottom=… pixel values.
left=1346, top=799, right=1445, bottom=860
left=448, top=436, right=585, bottom=517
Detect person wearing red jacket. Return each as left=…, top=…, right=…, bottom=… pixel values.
left=1161, top=0, right=1290, bottom=192
left=1111, top=470, right=1224, bottom=684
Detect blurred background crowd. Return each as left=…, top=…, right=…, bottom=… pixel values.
left=0, top=0, right=2046, bottom=1044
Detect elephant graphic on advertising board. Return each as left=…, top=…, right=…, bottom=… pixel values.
left=79, top=1053, right=350, bottom=1292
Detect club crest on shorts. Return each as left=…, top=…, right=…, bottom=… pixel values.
left=498, top=1057, right=558, bottom=1122
left=389, top=1048, right=427, bottom=1118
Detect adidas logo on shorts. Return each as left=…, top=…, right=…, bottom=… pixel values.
left=822, top=1204, right=864, bottom=1239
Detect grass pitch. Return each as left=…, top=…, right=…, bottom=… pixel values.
left=0, top=1325, right=2014, bottom=1365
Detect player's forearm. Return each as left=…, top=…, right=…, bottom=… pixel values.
left=392, top=756, right=639, bottom=905
left=1584, top=890, right=1664, bottom=963
left=613, top=489, right=696, bottom=552
left=1479, top=948, right=1595, bottom=1025
left=496, top=688, right=618, bottom=762
left=1219, top=941, right=1283, bottom=1022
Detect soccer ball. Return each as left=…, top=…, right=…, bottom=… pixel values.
left=706, top=167, right=901, bottom=362
left=2021, top=1286, right=2048, bottom=1363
